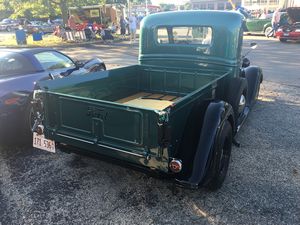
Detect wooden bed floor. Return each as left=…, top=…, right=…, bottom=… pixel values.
left=116, top=92, right=181, bottom=110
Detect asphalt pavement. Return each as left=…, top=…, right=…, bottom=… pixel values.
left=0, top=36, right=300, bottom=225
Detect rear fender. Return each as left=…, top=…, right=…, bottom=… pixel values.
left=244, top=66, right=263, bottom=106
left=176, top=101, right=234, bottom=188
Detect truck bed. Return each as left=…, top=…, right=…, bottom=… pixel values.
left=40, top=65, right=224, bottom=110
left=36, top=65, right=229, bottom=171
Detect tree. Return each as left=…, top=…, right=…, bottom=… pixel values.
left=159, top=3, right=175, bottom=12
left=0, top=0, right=106, bottom=23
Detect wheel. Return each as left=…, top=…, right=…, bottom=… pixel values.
left=279, top=38, right=287, bottom=42
left=22, top=102, right=36, bottom=142
left=206, top=120, right=233, bottom=191
left=6, top=26, right=11, bottom=32
left=264, top=26, right=273, bottom=37
left=226, top=78, right=248, bottom=123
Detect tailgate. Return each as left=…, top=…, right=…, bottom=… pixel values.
left=42, top=93, right=166, bottom=162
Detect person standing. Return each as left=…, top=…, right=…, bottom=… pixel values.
left=120, top=16, right=126, bottom=37
left=128, top=13, right=137, bottom=44
left=67, top=15, right=77, bottom=30
left=272, top=8, right=281, bottom=32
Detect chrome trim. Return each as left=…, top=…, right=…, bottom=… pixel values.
left=57, top=133, right=94, bottom=144
left=239, top=94, right=246, bottom=107
left=97, top=143, right=145, bottom=158
left=169, top=159, right=182, bottom=173
left=56, top=133, right=145, bottom=158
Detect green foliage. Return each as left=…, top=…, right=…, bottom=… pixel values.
left=159, top=3, right=175, bottom=12
left=0, top=0, right=106, bottom=20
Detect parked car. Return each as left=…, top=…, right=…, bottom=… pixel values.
left=25, top=21, right=55, bottom=34
left=245, top=17, right=273, bottom=37
left=52, top=19, right=64, bottom=26
left=32, top=11, right=263, bottom=190
left=0, top=18, right=19, bottom=32
left=0, top=48, right=106, bottom=140
left=238, top=8, right=286, bottom=37
left=275, top=7, right=300, bottom=42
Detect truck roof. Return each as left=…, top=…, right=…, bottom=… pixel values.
left=142, top=10, right=243, bottom=28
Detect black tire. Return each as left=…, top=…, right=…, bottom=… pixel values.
left=6, top=26, right=11, bottom=32
left=279, top=38, right=287, bottom=42
left=21, top=103, right=35, bottom=143
left=244, top=67, right=262, bottom=106
left=206, top=120, right=233, bottom=191
left=264, top=26, right=273, bottom=37
left=226, top=78, right=248, bottom=123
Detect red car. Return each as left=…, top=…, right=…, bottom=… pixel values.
left=275, top=7, right=300, bottom=42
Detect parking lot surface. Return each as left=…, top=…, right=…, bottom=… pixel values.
left=0, top=37, right=300, bottom=225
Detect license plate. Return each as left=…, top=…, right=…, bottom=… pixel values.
left=283, top=33, right=289, bottom=36
left=33, top=132, right=56, bottom=153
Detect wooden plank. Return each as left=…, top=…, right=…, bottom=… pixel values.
left=123, top=99, right=173, bottom=110
left=116, top=92, right=180, bottom=110
left=116, top=92, right=151, bottom=103
left=161, top=95, right=179, bottom=101
left=146, top=93, right=165, bottom=99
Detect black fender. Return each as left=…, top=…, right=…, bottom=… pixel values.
left=244, top=66, right=263, bottom=106
left=176, top=101, right=234, bottom=188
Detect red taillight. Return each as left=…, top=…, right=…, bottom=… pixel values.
left=4, top=97, right=20, bottom=105
left=169, top=159, right=182, bottom=173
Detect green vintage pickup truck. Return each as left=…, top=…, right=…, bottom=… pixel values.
left=32, top=11, right=263, bottom=190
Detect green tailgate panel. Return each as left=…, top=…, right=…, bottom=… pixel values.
left=57, top=97, right=143, bottom=145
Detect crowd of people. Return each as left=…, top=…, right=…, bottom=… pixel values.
left=52, top=12, right=142, bottom=44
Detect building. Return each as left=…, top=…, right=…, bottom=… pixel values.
left=190, top=0, right=242, bottom=10
left=131, top=4, right=161, bottom=15
left=241, top=0, right=284, bottom=11
left=191, top=0, right=299, bottom=11
left=242, top=0, right=300, bottom=11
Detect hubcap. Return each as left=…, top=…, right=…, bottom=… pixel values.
left=238, top=94, right=246, bottom=113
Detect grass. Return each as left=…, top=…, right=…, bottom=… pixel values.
left=0, top=33, right=69, bottom=47
left=0, top=32, right=127, bottom=48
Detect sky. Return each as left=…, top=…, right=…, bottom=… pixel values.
left=151, top=0, right=189, bottom=6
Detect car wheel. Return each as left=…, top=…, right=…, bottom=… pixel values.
left=279, top=38, right=287, bottom=42
left=206, top=120, right=233, bottom=191
left=264, top=26, right=273, bottom=37
left=22, top=103, right=35, bottom=141
left=6, top=26, right=11, bottom=32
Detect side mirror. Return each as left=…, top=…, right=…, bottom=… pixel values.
left=74, top=60, right=85, bottom=68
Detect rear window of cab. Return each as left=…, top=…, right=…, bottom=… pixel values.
left=157, top=26, right=213, bottom=46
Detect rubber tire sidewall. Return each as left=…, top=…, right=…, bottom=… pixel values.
left=22, top=102, right=34, bottom=143
left=206, top=120, right=233, bottom=191
left=264, top=26, right=273, bottom=37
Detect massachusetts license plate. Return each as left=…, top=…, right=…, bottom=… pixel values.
left=33, top=132, right=56, bottom=153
